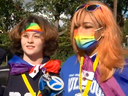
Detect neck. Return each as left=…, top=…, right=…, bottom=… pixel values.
left=23, top=54, right=43, bottom=65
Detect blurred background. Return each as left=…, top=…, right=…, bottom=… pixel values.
left=0, top=0, right=128, bottom=66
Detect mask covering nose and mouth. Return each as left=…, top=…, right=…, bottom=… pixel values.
left=74, top=27, right=103, bottom=50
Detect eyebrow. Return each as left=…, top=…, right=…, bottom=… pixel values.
left=82, top=22, right=94, bottom=25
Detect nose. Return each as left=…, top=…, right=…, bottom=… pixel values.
left=77, top=27, right=83, bottom=32
left=77, top=27, right=86, bottom=35
left=28, top=36, right=34, bottom=43
left=77, top=27, right=94, bottom=36
left=77, top=27, right=86, bottom=34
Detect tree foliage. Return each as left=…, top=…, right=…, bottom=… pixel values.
left=52, top=22, right=75, bottom=63
left=29, top=0, right=88, bottom=29
left=0, top=0, right=32, bottom=32
left=122, top=18, right=128, bottom=45
left=0, top=33, right=11, bottom=48
left=0, top=0, right=128, bottom=63
left=104, top=0, right=128, bottom=27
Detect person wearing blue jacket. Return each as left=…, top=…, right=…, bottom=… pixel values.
left=60, top=1, right=128, bottom=96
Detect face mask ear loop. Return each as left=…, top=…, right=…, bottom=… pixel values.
left=96, top=36, right=102, bottom=41
left=94, top=27, right=103, bottom=32
left=94, top=27, right=103, bottom=41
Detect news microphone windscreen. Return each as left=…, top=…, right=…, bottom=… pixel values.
left=47, top=76, right=64, bottom=91
left=38, top=74, right=64, bottom=96
left=41, top=86, right=51, bottom=96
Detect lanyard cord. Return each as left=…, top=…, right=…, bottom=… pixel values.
left=21, top=74, right=41, bottom=96
left=79, top=55, right=99, bottom=96
left=79, top=56, right=84, bottom=94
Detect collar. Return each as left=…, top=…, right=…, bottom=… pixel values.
left=8, top=55, right=61, bottom=78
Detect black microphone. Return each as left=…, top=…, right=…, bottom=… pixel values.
left=39, top=74, right=64, bottom=96
left=41, top=85, right=51, bottom=96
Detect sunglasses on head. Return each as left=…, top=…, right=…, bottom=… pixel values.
left=75, top=4, right=103, bottom=12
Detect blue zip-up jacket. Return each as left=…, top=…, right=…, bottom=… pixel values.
left=60, top=55, right=128, bottom=96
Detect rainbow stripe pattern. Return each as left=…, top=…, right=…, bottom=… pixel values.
left=21, top=23, right=42, bottom=35
left=74, top=29, right=95, bottom=49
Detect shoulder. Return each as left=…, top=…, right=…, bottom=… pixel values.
left=62, top=55, right=77, bottom=66
left=64, top=55, right=77, bottom=63
left=8, top=55, right=21, bottom=64
left=114, top=58, right=128, bottom=78
left=114, top=63, right=128, bottom=80
left=114, top=62, right=128, bottom=95
left=60, top=55, right=77, bottom=72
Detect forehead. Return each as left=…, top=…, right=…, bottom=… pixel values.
left=83, top=14, right=94, bottom=25
left=74, top=10, right=98, bottom=27
left=22, top=31, right=41, bottom=35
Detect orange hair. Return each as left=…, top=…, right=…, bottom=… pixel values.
left=71, top=1, right=126, bottom=81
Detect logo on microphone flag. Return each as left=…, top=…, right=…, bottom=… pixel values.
left=38, top=75, right=64, bottom=96
left=47, top=76, right=64, bottom=91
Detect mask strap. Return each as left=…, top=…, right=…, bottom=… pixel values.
left=96, top=36, right=102, bottom=41
left=95, top=27, right=103, bottom=41
left=94, top=27, right=103, bottom=32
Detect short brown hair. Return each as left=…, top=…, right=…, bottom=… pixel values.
left=9, top=15, right=58, bottom=56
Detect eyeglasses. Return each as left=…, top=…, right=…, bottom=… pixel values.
left=75, top=4, right=103, bottom=12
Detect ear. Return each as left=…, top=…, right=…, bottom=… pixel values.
left=100, top=27, right=105, bottom=37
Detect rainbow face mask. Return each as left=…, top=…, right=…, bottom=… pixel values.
left=74, top=28, right=102, bottom=50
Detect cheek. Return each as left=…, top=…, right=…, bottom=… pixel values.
left=37, top=43, right=44, bottom=53
left=94, top=31, right=102, bottom=39
left=21, top=38, right=27, bottom=49
left=21, top=39, right=24, bottom=47
left=77, top=29, right=95, bottom=36
left=36, top=40, right=44, bottom=49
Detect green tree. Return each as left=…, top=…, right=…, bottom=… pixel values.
left=0, top=0, right=35, bottom=51
left=122, top=18, right=128, bottom=45
left=28, top=0, right=88, bottom=29
left=0, top=0, right=32, bottom=32
left=104, top=0, right=128, bottom=27
left=0, top=0, right=127, bottom=62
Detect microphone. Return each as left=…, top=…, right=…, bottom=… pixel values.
left=38, top=74, right=64, bottom=96
left=41, top=86, right=51, bottom=96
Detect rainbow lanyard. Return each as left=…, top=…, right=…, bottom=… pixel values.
left=79, top=55, right=99, bottom=96
left=21, top=74, right=41, bottom=96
